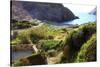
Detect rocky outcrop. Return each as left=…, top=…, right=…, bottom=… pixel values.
left=89, top=8, right=96, bottom=15
left=62, top=22, right=96, bottom=62
left=11, top=1, right=33, bottom=21
left=11, top=1, right=78, bottom=22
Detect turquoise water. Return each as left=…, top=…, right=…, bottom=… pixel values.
left=49, top=12, right=96, bottom=28
left=63, top=12, right=96, bottom=25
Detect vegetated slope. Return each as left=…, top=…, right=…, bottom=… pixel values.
left=11, top=20, right=39, bottom=30
left=76, top=33, right=96, bottom=62
left=61, top=22, right=96, bottom=63
left=11, top=1, right=78, bottom=22
left=11, top=22, right=96, bottom=66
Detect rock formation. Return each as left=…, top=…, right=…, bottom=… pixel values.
left=89, top=8, right=96, bottom=15
left=11, top=1, right=78, bottom=22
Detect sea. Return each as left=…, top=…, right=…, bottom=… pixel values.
left=49, top=12, right=96, bottom=28
left=64, top=12, right=96, bottom=25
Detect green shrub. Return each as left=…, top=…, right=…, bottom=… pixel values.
left=47, top=28, right=65, bottom=36
left=10, top=38, right=21, bottom=45
left=65, top=22, right=96, bottom=50
left=75, top=33, right=96, bottom=62
left=29, top=25, right=49, bottom=43
left=11, top=24, right=50, bottom=44
left=39, top=40, right=60, bottom=51
left=16, top=30, right=30, bottom=44
left=11, top=20, right=38, bottom=30
left=13, top=60, right=22, bottom=66
left=48, top=35, right=54, bottom=39
left=63, top=22, right=96, bottom=62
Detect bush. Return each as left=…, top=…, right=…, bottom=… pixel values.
left=39, top=40, right=60, bottom=51
left=11, top=24, right=50, bottom=45
left=65, top=22, right=96, bottom=50
left=75, top=33, right=96, bottom=62
left=63, top=22, right=96, bottom=62
left=16, top=30, right=30, bottom=44
left=10, top=38, right=21, bottom=45
left=64, top=22, right=96, bottom=49
left=13, top=60, right=23, bottom=66
left=11, top=20, right=38, bottom=30
left=29, top=25, right=49, bottom=43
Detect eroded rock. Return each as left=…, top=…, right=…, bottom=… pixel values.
left=11, top=1, right=78, bottom=22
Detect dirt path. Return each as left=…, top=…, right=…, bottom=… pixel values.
left=28, top=39, right=39, bottom=53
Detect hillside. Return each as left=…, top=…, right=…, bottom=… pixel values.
left=11, top=21, right=96, bottom=66
left=11, top=1, right=78, bottom=22
left=10, top=1, right=96, bottom=66
left=60, top=22, right=96, bottom=63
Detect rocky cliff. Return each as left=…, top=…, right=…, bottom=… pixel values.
left=89, top=8, right=96, bottom=15
left=11, top=1, right=78, bottom=22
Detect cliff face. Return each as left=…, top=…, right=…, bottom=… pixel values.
left=11, top=1, right=78, bottom=22
left=89, top=8, right=96, bottom=15
left=11, top=1, right=33, bottom=21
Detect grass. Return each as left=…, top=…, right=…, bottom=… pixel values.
left=11, top=24, right=49, bottom=45
left=11, top=21, right=96, bottom=65
left=29, top=24, right=49, bottom=43
left=11, top=30, right=30, bottom=45
left=11, top=23, right=68, bottom=45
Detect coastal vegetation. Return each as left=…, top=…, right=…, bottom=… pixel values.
left=11, top=20, right=39, bottom=30
left=11, top=1, right=96, bottom=66
left=11, top=19, right=96, bottom=66
left=60, top=22, right=96, bottom=63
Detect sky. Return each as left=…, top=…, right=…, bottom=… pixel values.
left=14, top=0, right=96, bottom=13
left=63, top=4, right=96, bottom=13
left=19, top=0, right=97, bottom=5
left=18, top=0, right=96, bottom=13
